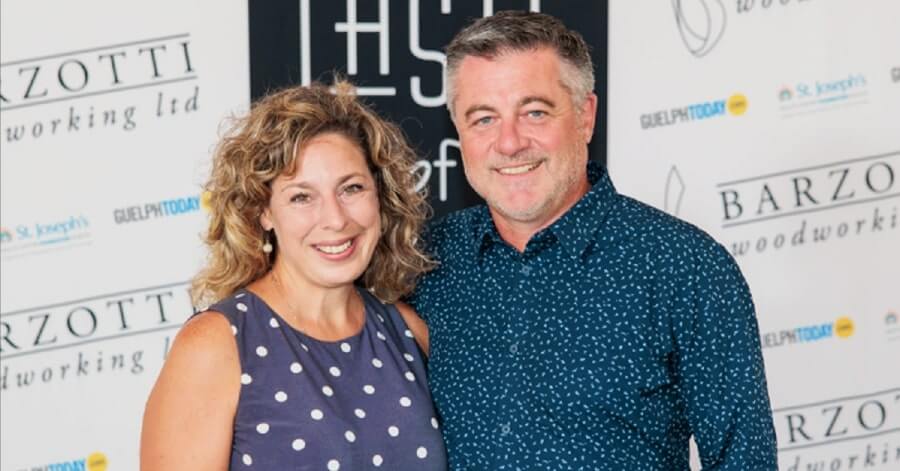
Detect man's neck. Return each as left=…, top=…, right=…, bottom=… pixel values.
left=491, top=175, right=591, bottom=252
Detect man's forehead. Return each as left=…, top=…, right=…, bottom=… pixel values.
left=454, top=50, right=567, bottom=100
left=456, top=46, right=562, bottom=71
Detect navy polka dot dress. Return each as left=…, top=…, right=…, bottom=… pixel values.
left=204, top=287, right=447, bottom=470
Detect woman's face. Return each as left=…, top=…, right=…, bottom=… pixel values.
left=261, top=132, right=381, bottom=289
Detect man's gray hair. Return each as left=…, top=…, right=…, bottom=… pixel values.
left=445, top=10, right=595, bottom=117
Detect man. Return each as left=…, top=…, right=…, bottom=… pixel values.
left=410, top=10, right=777, bottom=470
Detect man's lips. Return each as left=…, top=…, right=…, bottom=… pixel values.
left=495, top=160, right=543, bottom=175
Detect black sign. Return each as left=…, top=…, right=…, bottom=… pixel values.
left=249, top=0, right=608, bottom=217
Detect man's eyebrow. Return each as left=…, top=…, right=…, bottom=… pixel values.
left=463, top=104, right=497, bottom=121
left=463, top=96, right=557, bottom=121
left=520, top=96, right=556, bottom=108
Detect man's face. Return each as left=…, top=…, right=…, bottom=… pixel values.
left=452, top=47, right=597, bottom=231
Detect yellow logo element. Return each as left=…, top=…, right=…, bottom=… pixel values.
left=834, top=317, right=854, bottom=339
left=87, top=452, right=108, bottom=471
left=727, top=93, right=748, bottom=116
left=200, top=191, right=213, bottom=212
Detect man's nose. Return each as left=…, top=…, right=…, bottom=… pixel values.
left=495, top=119, right=529, bottom=157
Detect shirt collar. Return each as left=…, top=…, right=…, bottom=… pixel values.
left=471, top=204, right=500, bottom=256
left=548, top=162, right=617, bottom=260
left=471, top=161, right=618, bottom=260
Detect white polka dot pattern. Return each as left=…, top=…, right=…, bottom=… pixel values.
left=292, top=438, right=305, bottom=451
left=207, top=288, right=446, bottom=469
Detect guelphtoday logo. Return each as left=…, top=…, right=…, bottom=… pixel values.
left=760, top=316, right=854, bottom=349
left=18, top=451, right=108, bottom=471
left=640, top=93, right=747, bottom=130
left=112, top=194, right=203, bottom=225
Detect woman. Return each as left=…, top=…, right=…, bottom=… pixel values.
left=141, top=82, right=446, bottom=470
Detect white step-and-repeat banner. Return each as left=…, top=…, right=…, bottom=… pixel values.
left=608, top=1, right=899, bottom=469
left=2, top=1, right=898, bottom=469
left=0, top=1, right=249, bottom=469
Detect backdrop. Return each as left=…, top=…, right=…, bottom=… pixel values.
left=607, top=1, right=899, bottom=469
left=1, top=1, right=897, bottom=470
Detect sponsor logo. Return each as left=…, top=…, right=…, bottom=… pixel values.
left=113, top=194, right=203, bottom=224
left=664, top=166, right=687, bottom=216
left=673, top=0, right=819, bottom=58
left=0, top=215, right=92, bottom=259
left=640, top=93, right=747, bottom=129
left=200, top=190, right=213, bottom=212
left=778, top=73, right=868, bottom=117
left=885, top=311, right=899, bottom=343
left=2, top=34, right=200, bottom=144
left=717, top=150, right=899, bottom=257
left=774, top=388, right=900, bottom=470
left=760, top=316, right=854, bottom=349
left=0, top=282, right=193, bottom=392
left=672, top=0, right=727, bottom=58
left=17, top=451, right=108, bottom=471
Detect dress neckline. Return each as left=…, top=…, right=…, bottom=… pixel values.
left=239, top=285, right=372, bottom=345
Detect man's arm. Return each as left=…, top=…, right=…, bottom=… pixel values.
left=673, top=242, right=778, bottom=470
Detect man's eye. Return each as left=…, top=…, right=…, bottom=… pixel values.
left=526, top=110, right=547, bottom=119
left=473, top=116, right=494, bottom=127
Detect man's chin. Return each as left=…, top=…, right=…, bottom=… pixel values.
left=489, top=199, right=547, bottom=225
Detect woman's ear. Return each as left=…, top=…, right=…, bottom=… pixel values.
left=260, top=208, right=273, bottom=232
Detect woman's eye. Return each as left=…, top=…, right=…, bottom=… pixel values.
left=343, top=183, right=364, bottom=195
left=290, top=193, right=310, bottom=203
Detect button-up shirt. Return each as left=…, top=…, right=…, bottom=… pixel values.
left=410, top=162, right=777, bottom=470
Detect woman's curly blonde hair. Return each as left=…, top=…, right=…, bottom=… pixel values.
left=191, top=81, right=433, bottom=307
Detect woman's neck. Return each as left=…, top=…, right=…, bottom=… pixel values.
left=249, top=264, right=365, bottom=341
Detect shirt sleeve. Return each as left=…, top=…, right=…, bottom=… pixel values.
left=403, top=218, right=440, bottom=322
left=672, top=242, right=778, bottom=470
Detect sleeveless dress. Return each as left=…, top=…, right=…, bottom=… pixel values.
left=204, top=286, right=447, bottom=470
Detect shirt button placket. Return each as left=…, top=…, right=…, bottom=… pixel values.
left=513, top=261, right=529, bottom=353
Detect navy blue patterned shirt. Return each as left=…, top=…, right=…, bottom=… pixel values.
left=410, top=162, right=777, bottom=470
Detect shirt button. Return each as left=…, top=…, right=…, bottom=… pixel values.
left=500, top=423, right=511, bottom=436
left=509, top=343, right=518, bottom=354
left=520, top=265, right=532, bottom=275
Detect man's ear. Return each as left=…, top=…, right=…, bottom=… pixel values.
left=579, top=92, right=598, bottom=144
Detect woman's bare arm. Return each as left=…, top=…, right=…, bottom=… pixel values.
left=140, top=312, right=240, bottom=470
